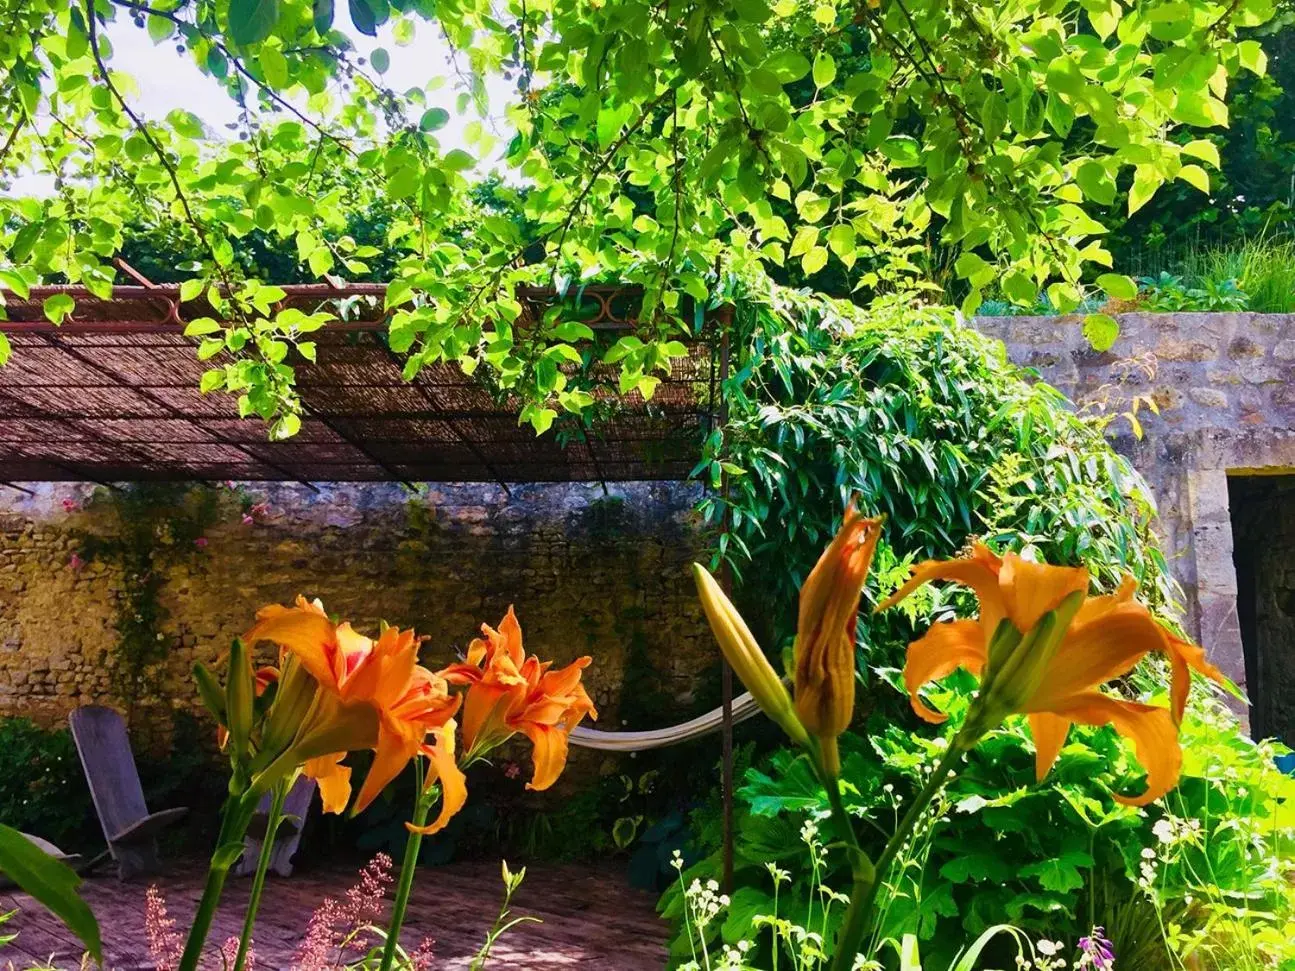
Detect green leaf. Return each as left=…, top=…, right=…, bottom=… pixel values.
left=349, top=0, right=389, bottom=36
left=419, top=107, right=450, bottom=132
left=0, top=268, right=30, bottom=300
left=1127, top=166, right=1162, bottom=216
left=954, top=252, right=995, bottom=289
left=812, top=52, right=836, bottom=88
left=1075, top=161, right=1115, bottom=206
left=1237, top=39, right=1268, bottom=74
left=227, top=0, right=281, bottom=46
left=1083, top=312, right=1120, bottom=351
left=880, top=136, right=921, bottom=167
left=1181, top=139, right=1220, bottom=168
left=1177, top=163, right=1210, bottom=194
left=1001, top=270, right=1037, bottom=306
left=184, top=318, right=222, bottom=337
left=371, top=47, right=390, bottom=73
left=0, top=332, right=9, bottom=367
left=42, top=293, right=75, bottom=325
left=146, top=14, right=174, bottom=42
left=0, top=824, right=101, bottom=962
left=1096, top=273, right=1137, bottom=300
left=199, top=369, right=226, bottom=393
left=766, top=50, right=811, bottom=83
left=179, top=278, right=205, bottom=303
left=312, top=0, right=335, bottom=34
left=259, top=47, right=288, bottom=88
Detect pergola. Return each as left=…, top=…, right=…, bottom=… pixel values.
left=0, top=276, right=740, bottom=883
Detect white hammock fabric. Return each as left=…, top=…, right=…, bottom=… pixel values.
left=568, top=691, right=765, bottom=752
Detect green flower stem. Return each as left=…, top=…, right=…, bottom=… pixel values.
left=231, top=778, right=289, bottom=971
left=828, top=737, right=968, bottom=971
left=379, top=768, right=435, bottom=971
left=177, top=788, right=259, bottom=971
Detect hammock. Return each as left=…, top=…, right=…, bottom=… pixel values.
left=568, top=691, right=764, bottom=752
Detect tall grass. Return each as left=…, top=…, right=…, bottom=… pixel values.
left=1180, top=236, right=1295, bottom=313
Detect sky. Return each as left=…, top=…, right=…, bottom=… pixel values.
left=7, top=14, right=516, bottom=196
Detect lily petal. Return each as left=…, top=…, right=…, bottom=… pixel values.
left=520, top=722, right=569, bottom=791
left=1027, top=712, right=1072, bottom=782
left=406, top=720, right=468, bottom=836
left=1052, top=691, right=1182, bottom=807
left=303, top=753, right=352, bottom=814
left=877, top=544, right=1008, bottom=633
left=1162, top=630, right=1226, bottom=722
left=245, top=604, right=338, bottom=689
left=1030, top=602, right=1167, bottom=710
left=903, top=619, right=987, bottom=723
left=351, top=716, right=424, bottom=816
left=999, top=554, right=1089, bottom=632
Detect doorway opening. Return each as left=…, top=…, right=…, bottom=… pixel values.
left=1229, top=474, right=1295, bottom=744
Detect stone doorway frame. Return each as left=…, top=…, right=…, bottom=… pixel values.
left=1184, top=440, right=1295, bottom=735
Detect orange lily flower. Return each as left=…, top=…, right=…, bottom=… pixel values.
left=793, top=504, right=883, bottom=775
left=244, top=598, right=459, bottom=815
left=879, top=544, right=1226, bottom=806
left=442, top=607, right=597, bottom=791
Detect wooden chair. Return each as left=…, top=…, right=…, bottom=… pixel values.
left=235, top=775, right=317, bottom=878
left=68, top=705, right=188, bottom=881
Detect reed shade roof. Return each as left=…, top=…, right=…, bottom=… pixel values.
left=0, top=284, right=724, bottom=488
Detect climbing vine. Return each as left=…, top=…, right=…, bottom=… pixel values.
left=73, top=483, right=223, bottom=704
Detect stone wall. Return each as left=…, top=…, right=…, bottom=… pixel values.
left=975, top=312, right=1295, bottom=731
left=0, top=481, right=714, bottom=754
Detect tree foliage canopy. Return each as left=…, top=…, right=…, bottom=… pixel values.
left=0, top=0, right=1277, bottom=436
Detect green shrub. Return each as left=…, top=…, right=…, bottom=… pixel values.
left=699, top=279, right=1176, bottom=664
left=0, top=718, right=94, bottom=851
left=666, top=280, right=1292, bottom=967
left=664, top=694, right=1293, bottom=969
left=1180, top=235, right=1295, bottom=313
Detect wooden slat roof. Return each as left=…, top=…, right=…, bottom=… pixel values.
left=0, top=283, right=722, bottom=488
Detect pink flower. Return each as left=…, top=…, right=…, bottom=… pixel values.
left=69, top=553, right=84, bottom=571
left=144, top=886, right=183, bottom=971
left=221, top=936, right=254, bottom=971
left=61, top=498, right=79, bottom=513
left=250, top=502, right=270, bottom=517
left=292, top=855, right=393, bottom=971
left=409, top=937, right=436, bottom=970
left=504, top=761, right=521, bottom=780
left=194, top=537, right=208, bottom=549
left=242, top=514, right=255, bottom=526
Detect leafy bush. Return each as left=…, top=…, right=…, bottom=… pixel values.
left=670, top=281, right=1293, bottom=967
left=700, top=279, right=1176, bottom=662
left=1179, top=235, right=1295, bottom=313
left=0, top=718, right=94, bottom=851
left=663, top=691, right=1294, bottom=969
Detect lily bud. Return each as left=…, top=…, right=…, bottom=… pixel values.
left=225, top=639, right=255, bottom=762
left=793, top=508, right=883, bottom=775
left=193, top=661, right=226, bottom=726
left=693, top=563, right=810, bottom=749
left=257, top=654, right=320, bottom=762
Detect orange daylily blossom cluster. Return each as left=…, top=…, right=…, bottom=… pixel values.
left=881, top=543, right=1226, bottom=806
left=441, top=606, right=599, bottom=795
left=241, top=598, right=595, bottom=833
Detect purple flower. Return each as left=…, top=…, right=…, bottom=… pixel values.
left=1078, top=926, right=1115, bottom=970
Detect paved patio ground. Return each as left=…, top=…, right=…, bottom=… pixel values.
left=1, top=858, right=668, bottom=970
